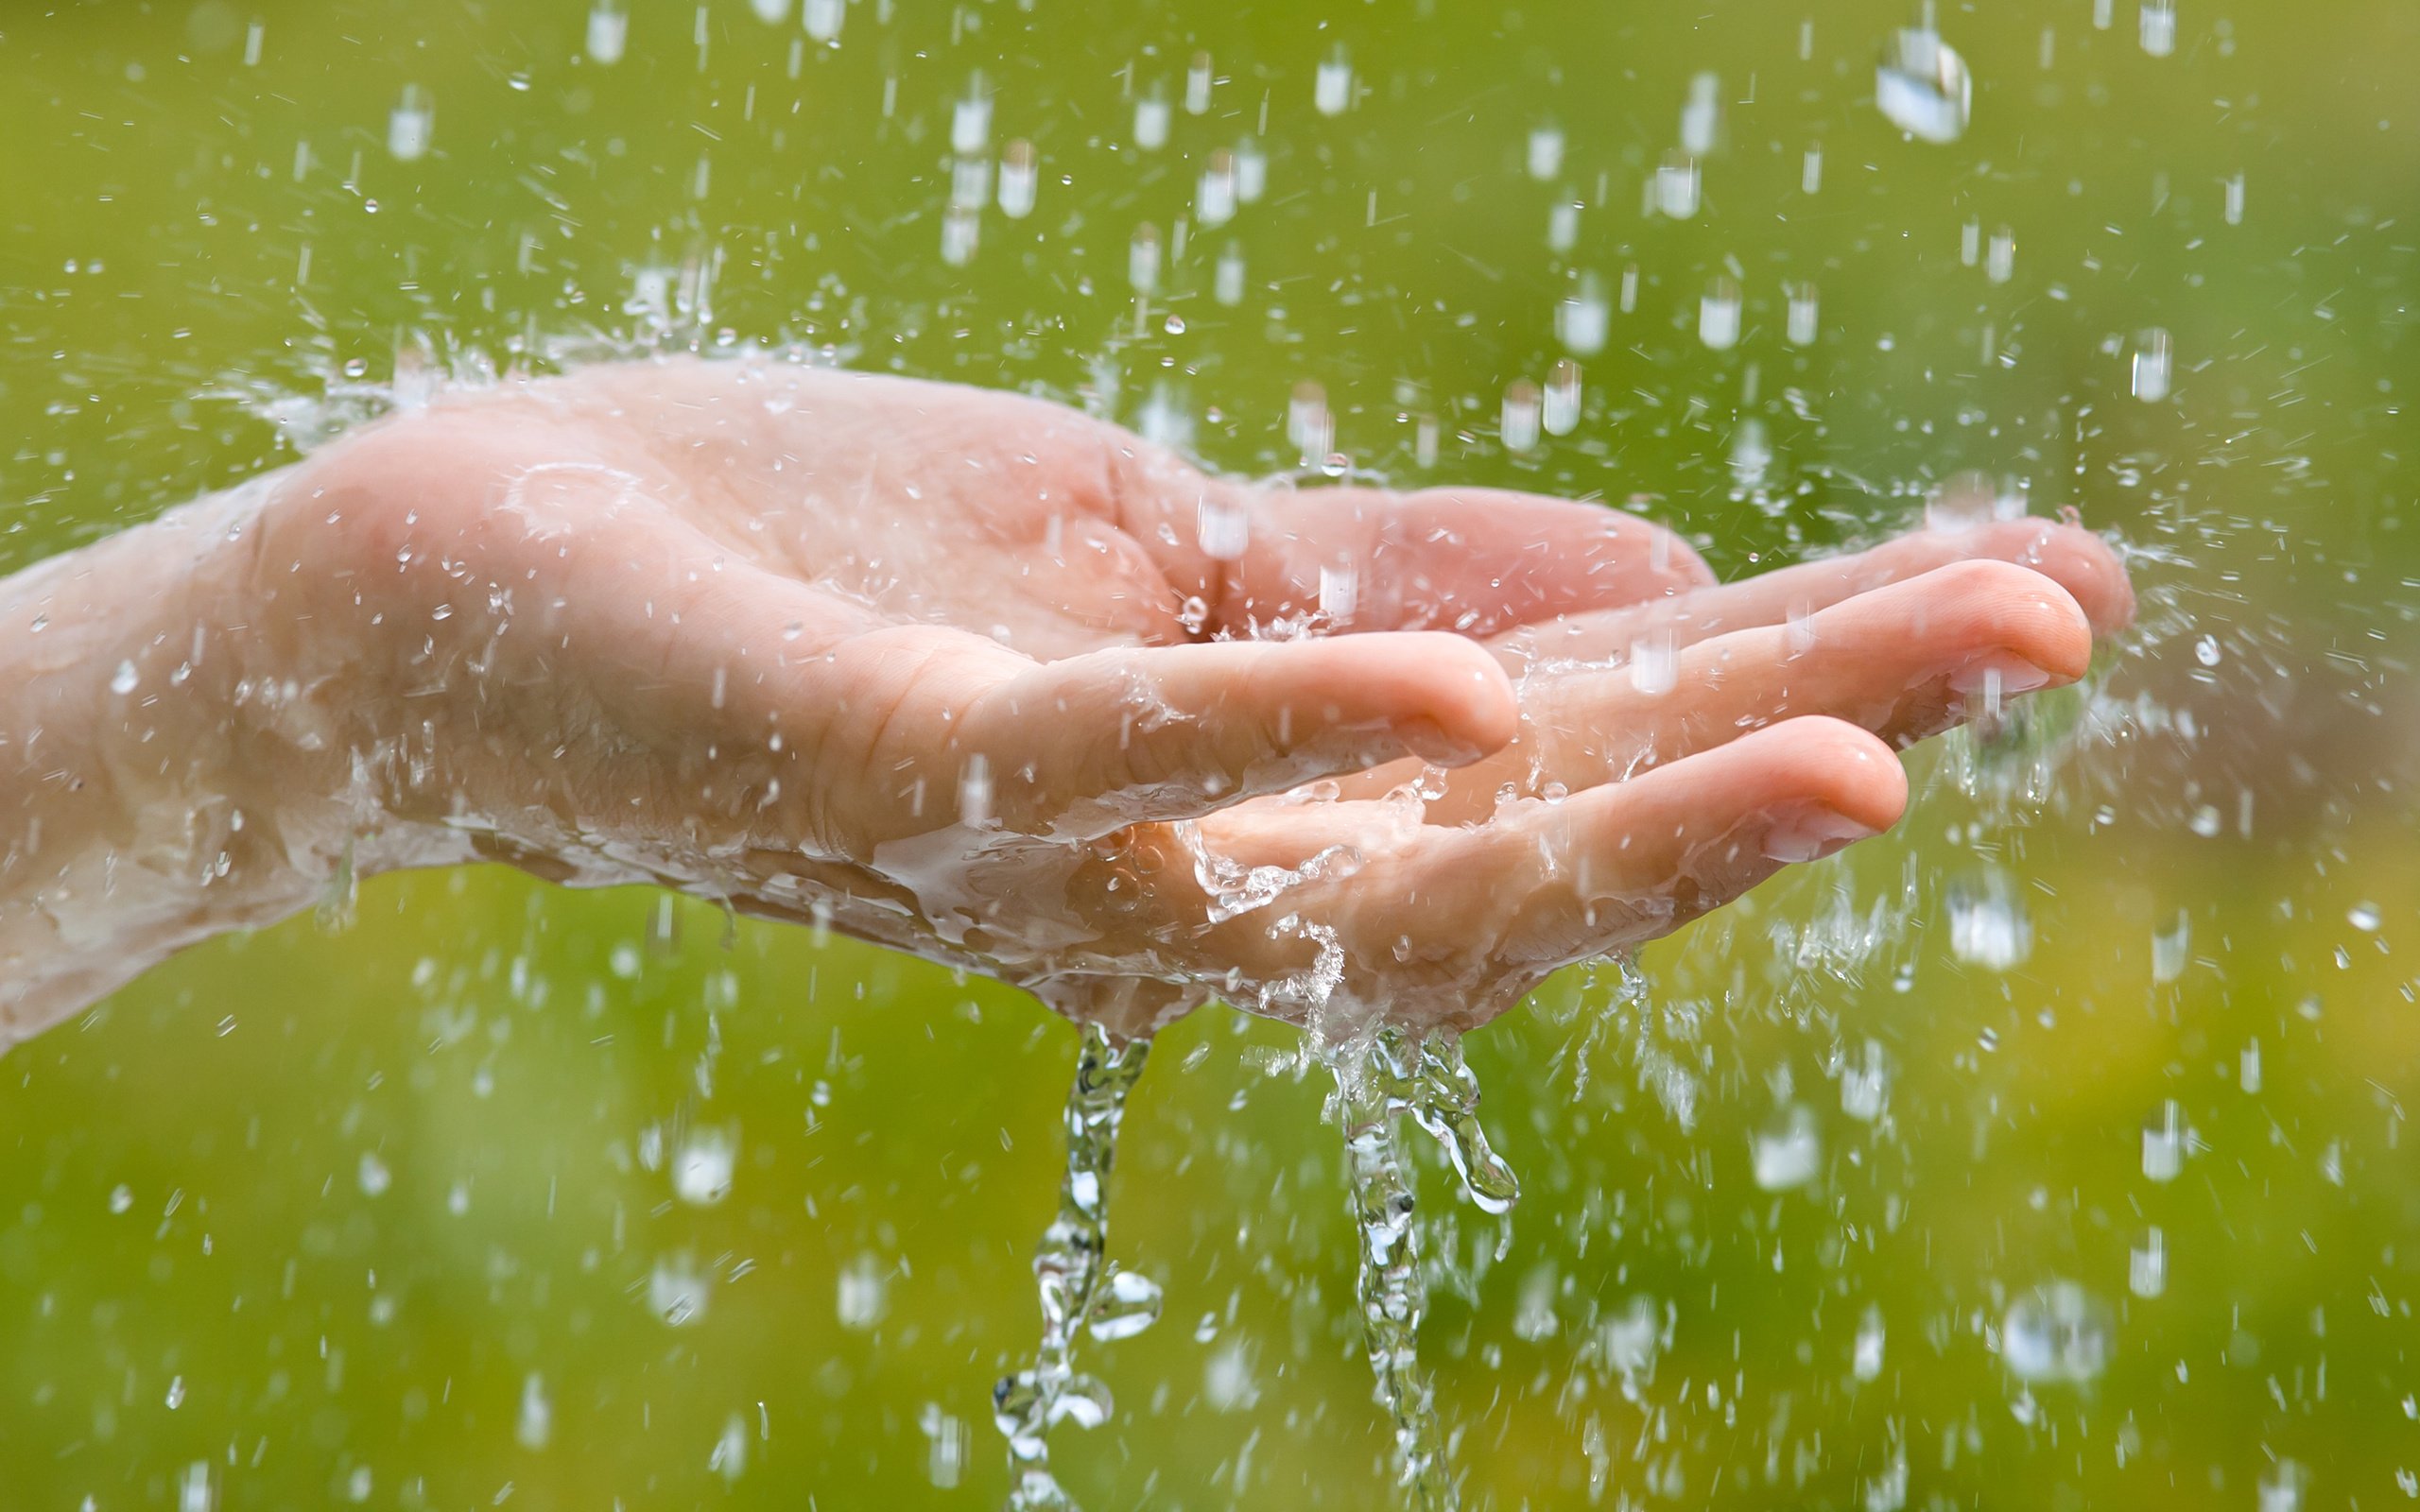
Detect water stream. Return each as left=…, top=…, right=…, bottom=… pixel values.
left=993, top=1024, right=1161, bottom=1510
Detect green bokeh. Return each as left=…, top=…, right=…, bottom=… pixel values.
left=3, top=1, right=2417, bottom=1507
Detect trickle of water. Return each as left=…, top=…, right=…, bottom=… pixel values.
left=1314, top=46, right=1354, bottom=116
left=994, top=1025, right=1155, bottom=1511
left=388, top=84, right=433, bottom=162
left=1876, top=24, right=1972, bottom=144
left=2142, top=1099, right=2186, bottom=1182
left=1184, top=51, right=1214, bottom=115
left=1323, top=1028, right=1517, bottom=1511
left=2131, top=328, right=2173, bottom=402
left=2002, top=1281, right=2114, bottom=1383
left=1556, top=274, right=1610, bottom=355
left=1785, top=281, right=1820, bottom=346
left=1654, top=150, right=1701, bottom=218
left=1542, top=360, right=1582, bottom=437
left=1699, top=277, right=1742, bottom=351
left=585, top=1, right=629, bottom=64
left=998, top=140, right=1038, bottom=219
left=2139, top=0, right=2178, bottom=57
left=1501, top=380, right=1542, bottom=454
left=1527, top=124, right=1564, bottom=180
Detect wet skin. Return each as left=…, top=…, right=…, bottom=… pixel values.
left=0, top=358, right=2134, bottom=1041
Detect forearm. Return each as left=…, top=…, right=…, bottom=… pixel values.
left=0, top=478, right=361, bottom=1042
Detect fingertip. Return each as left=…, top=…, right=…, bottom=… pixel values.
left=1753, top=716, right=1910, bottom=835
left=1982, top=521, right=2137, bottom=636
left=1355, top=631, right=1519, bottom=764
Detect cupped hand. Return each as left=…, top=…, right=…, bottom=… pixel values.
left=252, top=357, right=2133, bottom=1039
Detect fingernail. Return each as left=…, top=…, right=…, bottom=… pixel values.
left=1761, top=802, right=1881, bottom=864
left=1947, top=652, right=2053, bottom=697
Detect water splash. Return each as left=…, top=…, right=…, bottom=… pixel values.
left=994, top=1024, right=1159, bottom=1510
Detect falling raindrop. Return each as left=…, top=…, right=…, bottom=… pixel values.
left=1752, top=1105, right=1824, bottom=1191
left=1132, top=89, right=1171, bottom=151
left=2131, top=328, right=2173, bottom=401
left=1543, top=359, right=1582, bottom=436
left=1786, top=281, right=1820, bottom=346
left=940, top=206, right=979, bottom=267
left=1679, top=71, right=1721, bottom=154
left=2142, top=1100, right=2186, bottom=1182
left=2002, top=1282, right=2113, bottom=1383
left=2129, top=1228, right=2167, bottom=1298
left=1556, top=274, right=1610, bottom=354
left=1234, top=138, right=1268, bottom=202
left=1196, top=150, right=1237, bottom=228
left=1184, top=51, right=1214, bottom=115
left=1214, top=243, right=1247, bottom=306
left=1876, top=24, right=1972, bottom=144
left=387, top=84, right=433, bottom=161
left=1654, top=150, right=1702, bottom=218
left=1127, top=223, right=1160, bottom=296
left=1699, top=277, right=1742, bottom=351
left=1547, top=198, right=1582, bottom=254
left=586, top=0, right=629, bottom=64
left=1501, top=379, right=1542, bottom=454
left=1527, top=123, right=1564, bottom=180
left=951, top=82, right=992, bottom=157
left=1314, top=46, right=1353, bottom=116
left=997, top=140, right=1037, bottom=219
left=803, top=0, right=842, bottom=43
left=1986, top=226, right=2017, bottom=284
left=2139, top=0, right=2177, bottom=57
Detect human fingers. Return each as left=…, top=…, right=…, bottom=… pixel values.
left=929, top=630, right=1520, bottom=841
left=1203, top=485, right=1712, bottom=639
left=1498, top=518, right=2134, bottom=668
left=1400, top=561, right=2092, bottom=821
left=1212, top=718, right=1909, bottom=1026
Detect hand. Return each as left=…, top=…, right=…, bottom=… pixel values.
left=213, top=359, right=2129, bottom=1039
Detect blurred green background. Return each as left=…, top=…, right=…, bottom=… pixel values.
left=4, top=0, right=2418, bottom=1506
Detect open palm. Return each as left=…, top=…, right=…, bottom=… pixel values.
left=255, top=358, right=2132, bottom=1037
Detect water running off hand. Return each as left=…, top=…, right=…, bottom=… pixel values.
left=994, top=1024, right=1161, bottom=1510
left=1327, top=1025, right=1521, bottom=1511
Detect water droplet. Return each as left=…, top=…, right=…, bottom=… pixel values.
left=1679, top=71, right=1721, bottom=154
left=356, top=1150, right=391, bottom=1197
left=649, top=1255, right=712, bottom=1326
left=940, top=205, right=980, bottom=267
left=1127, top=223, right=1160, bottom=295
left=1233, top=138, right=1268, bottom=202
left=1853, top=1305, right=1886, bottom=1380
left=2130, top=1228, right=2168, bottom=1298
left=2139, top=0, right=2177, bottom=57
left=1287, top=381, right=1331, bottom=459
left=387, top=84, right=433, bottom=162
left=803, top=0, right=842, bottom=42
left=1948, top=868, right=2032, bottom=969
left=2152, top=911, right=2191, bottom=983
left=921, top=1403, right=970, bottom=1487
left=2350, top=902, right=2382, bottom=933
left=1786, top=281, right=1820, bottom=346
left=1543, top=359, right=1582, bottom=436
left=1132, top=90, right=1170, bottom=151
left=1699, top=277, right=1742, bottom=350
left=1547, top=198, right=1582, bottom=254
left=2142, top=1099, right=2186, bottom=1182
left=1184, top=51, right=1214, bottom=115
left=749, top=0, right=789, bottom=22
left=837, top=1252, right=890, bottom=1330
left=1197, top=496, right=1249, bottom=561
left=1556, top=273, right=1611, bottom=354
left=1313, top=46, right=1354, bottom=116
left=673, top=1129, right=735, bottom=1205
left=998, top=139, right=1038, bottom=219
left=1986, top=226, right=2017, bottom=284
left=2131, top=328, right=2173, bottom=402
left=1527, top=123, right=1564, bottom=180
left=1501, top=379, right=1542, bottom=454
left=516, top=1373, right=553, bottom=1449
left=2223, top=172, right=2246, bottom=225
left=2259, top=1460, right=2308, bottom=1512
left=951, top=82, right=992, bottom=156
left=1628, top=630, right=1679, bottom=696
left=1841, top=1040, right=1890, bottom=1122
left=1085, top=1269, right=1163, bottom=1342
left=110, top=660, right=138, bottom=695
left=1654, top=150, right=1702, bottom=218
left=1752, top=1105, right=1824, bottom=1191
left=1214, top=242, right=1247, bottom=306
left=1876, top=25, right=1972, bottom=143
left=1801, top=143, right=1824, bottom=194
left=2002, top=1282, right=2113, bottom=1383
left=585, top=0, right=629, bottom=63
left=1195, top=149, right=1237, bottom=228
